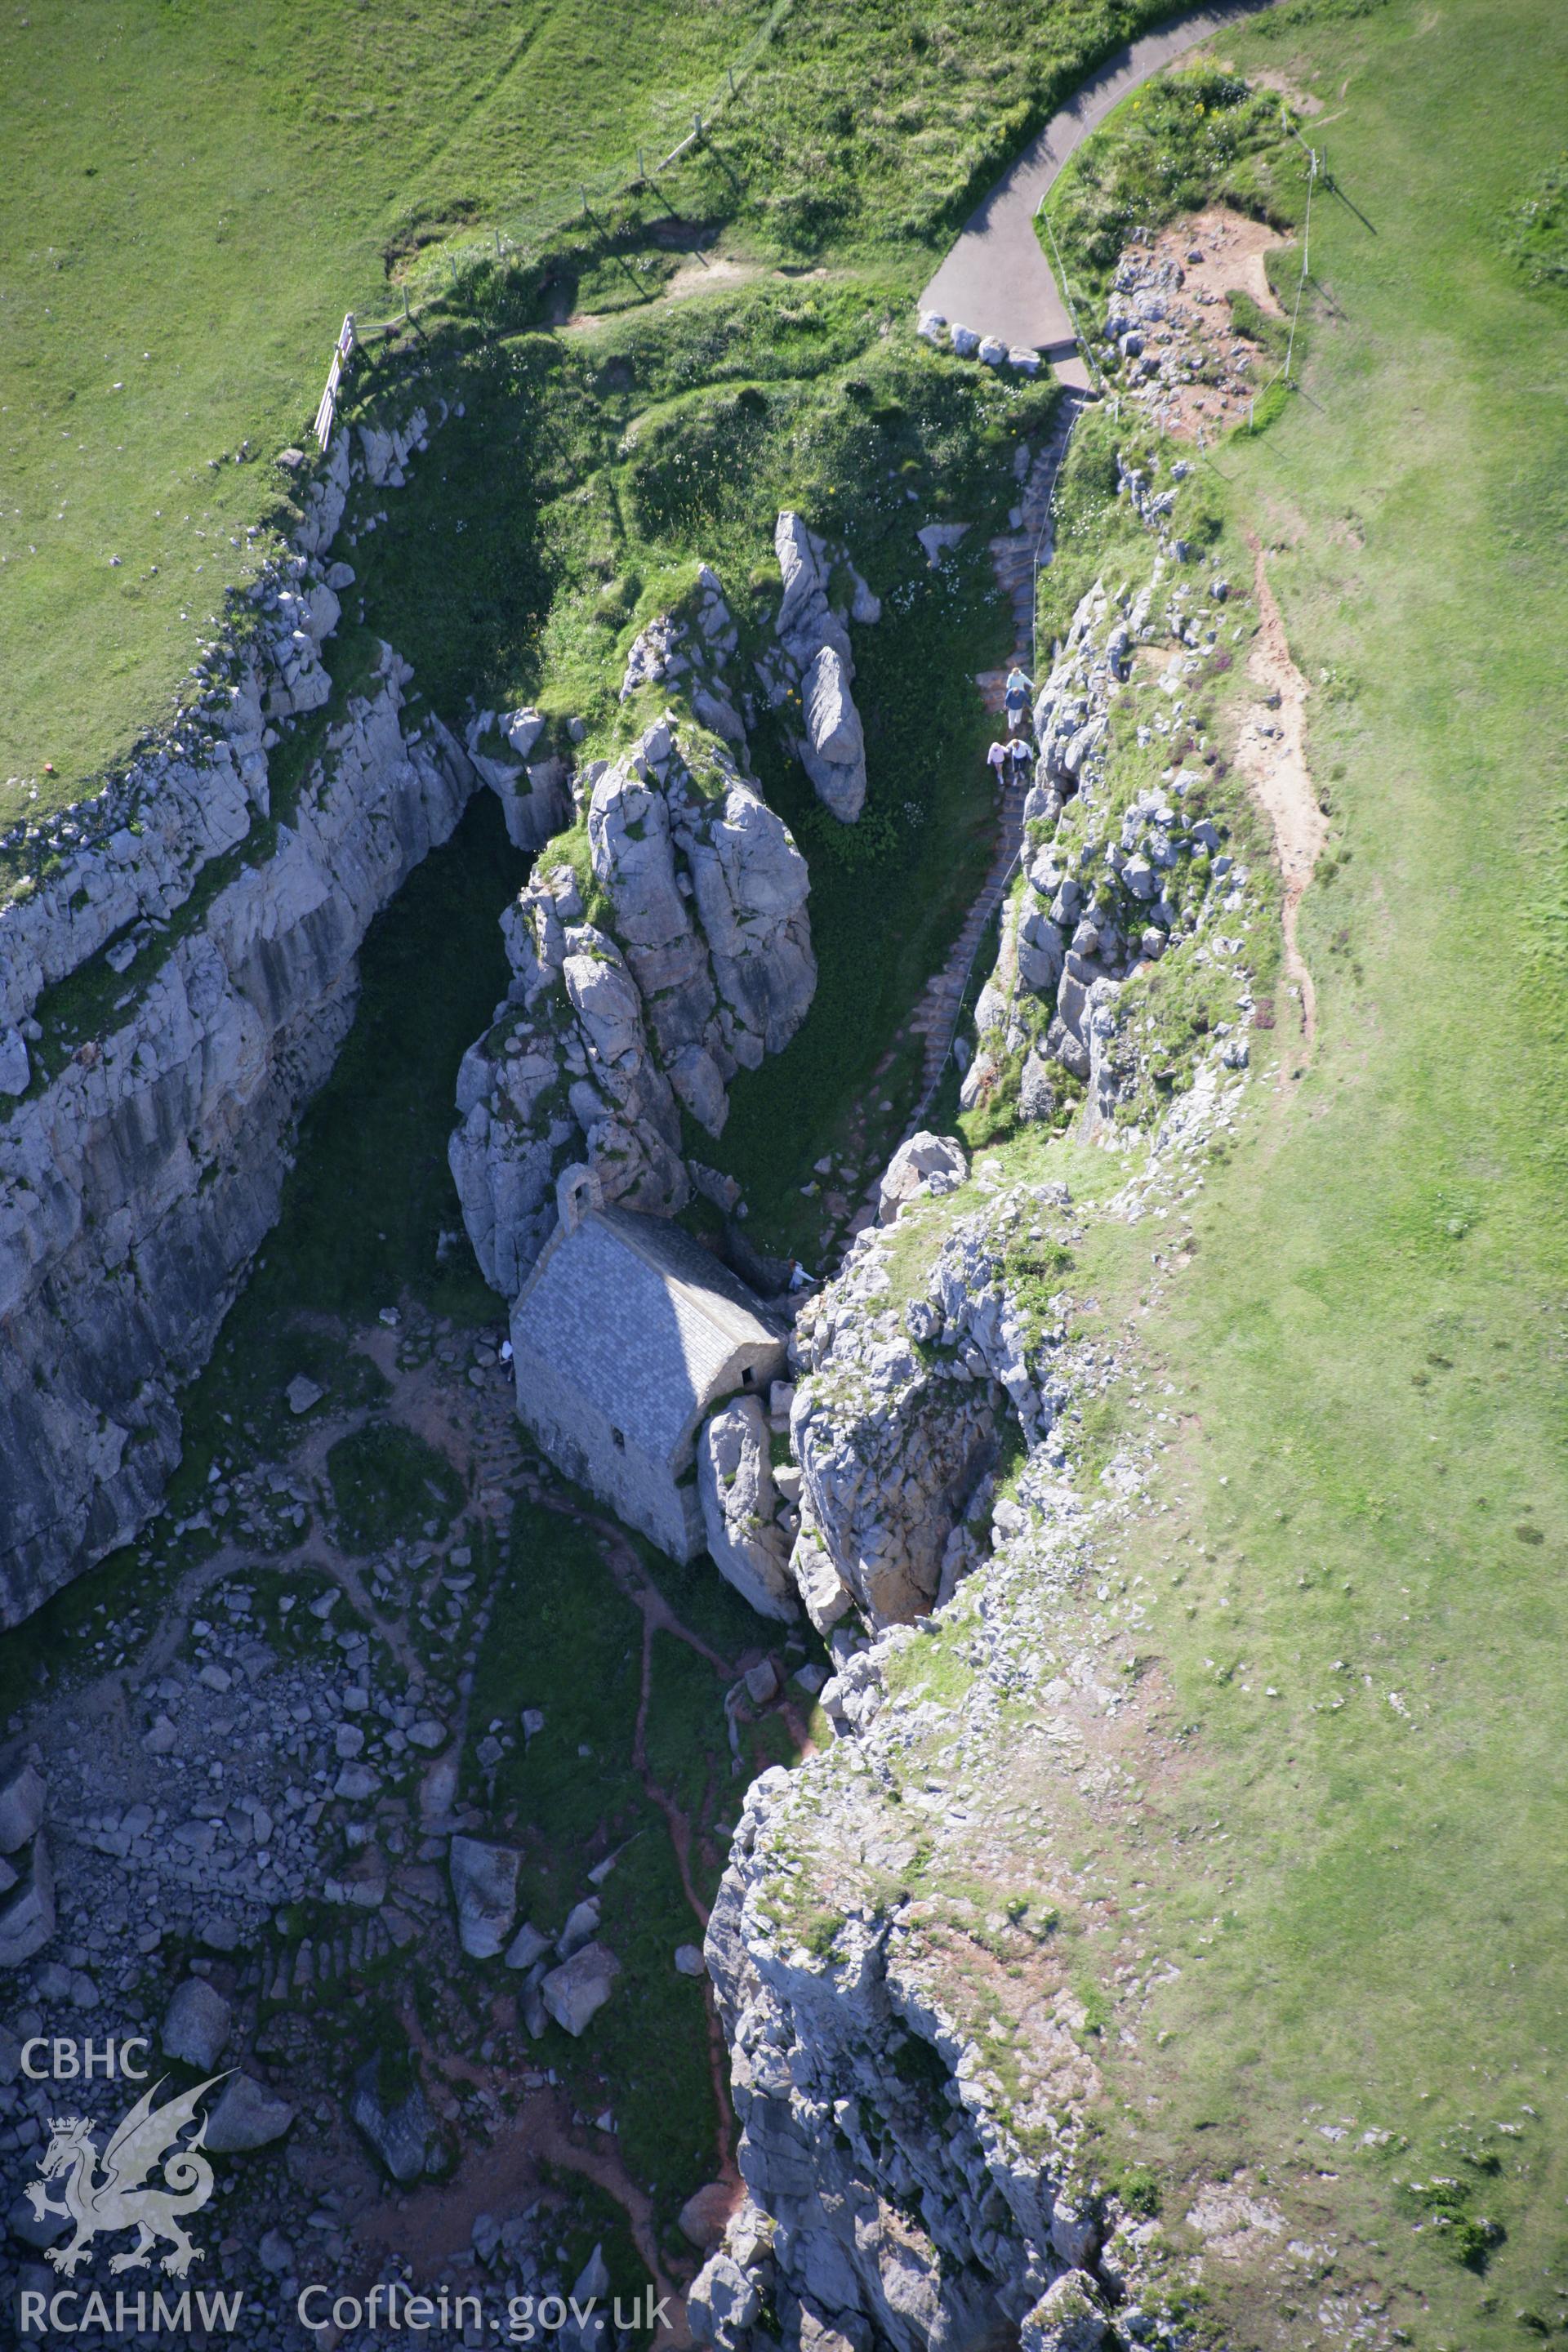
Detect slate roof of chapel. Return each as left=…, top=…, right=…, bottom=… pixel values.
left=512, top=1207, right=784, bottom=1464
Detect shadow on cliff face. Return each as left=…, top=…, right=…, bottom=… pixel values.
left=207, top=787, right=522, bottom=1403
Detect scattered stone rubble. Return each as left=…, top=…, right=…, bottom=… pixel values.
left=0, top=1314, right=675, bottom=2346
left=1096, top=212, right=1290, bottom=439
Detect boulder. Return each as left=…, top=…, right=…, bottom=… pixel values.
left=1019, top=1050, right=1057, bottom=1125
left=699, top=1397, right=798, bottom=1621
left=0, top=1757, right=45, bottom=1854
left=787, top=1522, right=855, bottom=1636
left=679, top=2180, right=737, bottom=2252
left=687, top=2251, right=760, bottom=2350
left=540, top=1942, right=621, bottom=2035
left=350, top=2056, right=434, bottom=2186
left=0, top=1030, right=29, bottom=1097
left=563, top=944, right=645, bottom=1067
left=1018, top=2274, right=1107, bottom=2352
left=1017, top=909, right=1066, bottom=996
left=800, top=648, right=866, bottom=823
left=504, top=1922, right=551, bottom=1971
left=692, top=685, right=746, bottom=744
left=161, top=1979, right=231, bottom=2072
left=875, top=1131, right=967, bottom=1225
left=0, top=1835, right=54, bottom=1968
left=557, top=1897, right=600, bottom=1958
left=449, top=1836, right=521, bottom=1959
left=204, top=2072, right=295, bottom=2154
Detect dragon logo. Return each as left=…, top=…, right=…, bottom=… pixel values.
left=24, top=2074, right=226, bottom=2279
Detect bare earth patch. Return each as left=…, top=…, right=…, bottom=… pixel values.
left=1107, top=205, right=1290, bottom=442
left=1235, top=534, right=1329, bottom=1052
left=1185, top=2179, right=1288, bottom=2261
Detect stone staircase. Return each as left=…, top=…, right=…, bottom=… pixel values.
left=906, top=393, right=1089, bottom=1130
left=907, top=784, right=1028, bottom=1122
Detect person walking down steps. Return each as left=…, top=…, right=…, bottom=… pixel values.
left=1004, top=663, right=1034, bottom=733
left=987, top=737, right=1010, bottom=792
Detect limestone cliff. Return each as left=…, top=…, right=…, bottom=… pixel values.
left=0, top=410, right=479, bottom=1624
left=690, top=446, right=1273, bottom=2352
left=0, top=649, right=474, bottom=1624
left=695, top=1073, right=1258, bottom=2352
left=449, top=569, right=816, bottom=1303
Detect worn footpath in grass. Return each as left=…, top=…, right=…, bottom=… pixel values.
left=971, top=1, right=1568, bottom=2339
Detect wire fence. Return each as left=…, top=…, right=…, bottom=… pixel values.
left=1036, top=202, right=1107, bottom=400
left=312, top=0, right=803, bottom=444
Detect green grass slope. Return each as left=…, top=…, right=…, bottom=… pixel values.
left=0, top=0, right=768, bottom=815
left=1020, top=0, right=1568, bottom=2336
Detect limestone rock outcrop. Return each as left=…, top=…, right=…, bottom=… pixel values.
left=464, top=706, right=572, bottom=852
left=875, top=1131, right=968, bottom=1227
left=785, top=1197, right=1062, bottom=1631
left=450, top=599, right=815, bottom=1303
left=0, top=650, right=474, bottom=1625
left=763, top=513, right=875, bottom=824
left=961, top=468, right=1247, bottom=1131
left=698, top=1396, right=798, bottom=1621
left=701, top=1759, right=1099, bottom=2352
left=621, top=564, right=747, bottom=747
left=0, top=564, right=336, bottom=1032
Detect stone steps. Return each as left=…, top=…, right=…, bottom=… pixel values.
left=899, top=397, right=1096, bottom=1135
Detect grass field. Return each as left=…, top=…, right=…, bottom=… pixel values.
left=960, top=0, right=1568, bottom=2336
left=0, top=0, right=1185, bottom=827
left=0, top=0, right=772, bottom=817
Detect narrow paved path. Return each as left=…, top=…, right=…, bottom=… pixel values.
left=919, top=1, right=1270, bottom=375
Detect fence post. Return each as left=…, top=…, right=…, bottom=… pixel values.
left=637, top=146, right=646, bottom=181
left=494, top=229, right=502, bottom=261
left=693, top=110, right=703, bottom=139
left=728, top=65, right=737, bottom=96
